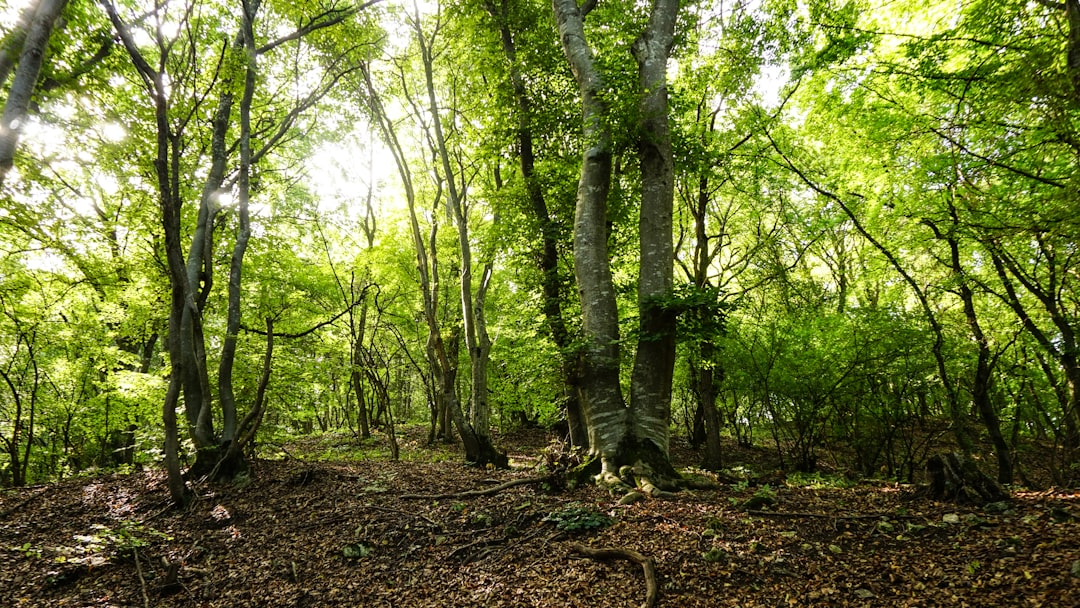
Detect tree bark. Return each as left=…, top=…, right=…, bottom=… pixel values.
left=925, top=204, right=1013, bottom=485
left=629, top=0, right=679, bottom=458
left=361, top=56, right=505, bottom=467
left=553, top=0, right=682, bottom=487
left=485, top=0, right=588, bottom=449
left=0, top=0, right=69, bottom=188
left=553, top=0, right=626, bottom=474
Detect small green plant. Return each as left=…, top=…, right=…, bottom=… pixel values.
left=739, top=485, right=777, bottom=510
left=15, top=542, right=42, bottom=559
left=77, top=522, right=169, bottom=557
left=543, top=503, right=612, bottom=532
left=468, top=510, right=492, bottom=527
left=786, top=471, right=854, bottom=489
left=702, top=547, right=727, bottom=563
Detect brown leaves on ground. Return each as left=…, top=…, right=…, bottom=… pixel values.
left=1, top=434, right=1078, bottom=607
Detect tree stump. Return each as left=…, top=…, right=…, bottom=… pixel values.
left=924, top=452, right=1008, bottom=504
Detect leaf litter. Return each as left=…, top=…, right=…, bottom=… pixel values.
left=0, top=430, right=1077, bottom=607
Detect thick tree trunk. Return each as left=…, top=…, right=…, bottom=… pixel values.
left=0, top=4, right=34, bottom=89
left=553, top=0, right=625, bottom=475
left=554, top=0, right=681, bottom=488
left=629, top=0, right=679, bottom=459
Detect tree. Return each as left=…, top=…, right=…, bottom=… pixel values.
left=475, top=0, right=587, bottom=447
left=357, top=11, right=507, bottom=466
left=553, top=0, right=682, bottom=490
left=0, top=0, right=69, bottom=187
left=103, top=0, right=362, bottom=501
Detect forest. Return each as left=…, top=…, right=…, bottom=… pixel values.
left=1, top=0, right=1079, bottom=606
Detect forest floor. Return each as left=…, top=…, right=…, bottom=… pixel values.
left=1, top=426, right=1078, bottom=607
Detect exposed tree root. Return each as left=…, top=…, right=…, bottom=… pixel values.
left=570, top=542, right=658, bottom=608
left=924, top=452, right=1009, bottom=504
left=399, top=475, right=551, bottom=500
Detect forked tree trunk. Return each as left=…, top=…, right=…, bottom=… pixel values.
left=553, top=0, right=681, bottom=489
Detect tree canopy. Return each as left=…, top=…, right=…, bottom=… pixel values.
left=1, top=0, right=1079, bottom=496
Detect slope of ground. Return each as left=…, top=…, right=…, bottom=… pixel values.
left=1, top=430, right=1077, bottom=607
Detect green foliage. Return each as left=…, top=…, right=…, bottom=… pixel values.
left=785, top=471, right=855, bottom=489
left=542, top=503, right=613, bottom=533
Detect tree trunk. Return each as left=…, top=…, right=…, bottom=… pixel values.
left=925, top=452, right=1009, bottom=504
left=629, top=0, right=680, bottom=459
left=695, top=350, right=724, bottom=471
left=351, top=281, right=372, bottom=438
left=413, top=12, right=502, bottom=454
left=0, top=0, right=69, bottom=188
left=553, top=0, right=625, bottom=476
left=927, top=207, right=1013, bottom=485
left=360, top=54, right=504, bottom=467
left=485, top=0, right=587, bottom=449
left=554, top=0, right=682, bottom=489
left=0, top=4, right=35, bottom=89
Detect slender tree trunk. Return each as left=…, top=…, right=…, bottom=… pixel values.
left=0, top=0, right=69, bottom=187
left=766, top=133, right=976, bottom=456
left=924, top=203, right=1013, bottom=484
left=988, top=246, right=1080, bottom=452
left=351, top=292, right=372, bottom=438
left=360, top=59, right=505, bottom=467
left=486, top=0, right=587, bottom=448
left=202, top=0, right=259, bottom=479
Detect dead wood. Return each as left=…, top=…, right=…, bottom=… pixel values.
left=0, top=486, right=53, bottom=519
left=362, top=503, right=441, bottom=527
left=746, top=510, right=919, bottom=520
left=399, top=475, right=550, bottom=500
left=569, top=542, right=658, bottom=608
left=133, top=550, right=150, bottom=608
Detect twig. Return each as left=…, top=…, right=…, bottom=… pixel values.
left=133, top=549, right=150, bottom=608
left=570, top=542, right=658, bottom=608
left=447, top=536, right=506, bottom=561
left=363, top=503, right=440, bottom=527
left=746, top=510, right=918, bottom=520
left=0, top=486, right=53, bottom=519
left=399, top=475, right=550, bottom=500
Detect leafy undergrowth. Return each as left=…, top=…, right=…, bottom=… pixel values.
left=1, top=431, right=1078, bottom=607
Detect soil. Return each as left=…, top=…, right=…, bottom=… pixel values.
left=1, top=427, right=1077, bottom=607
